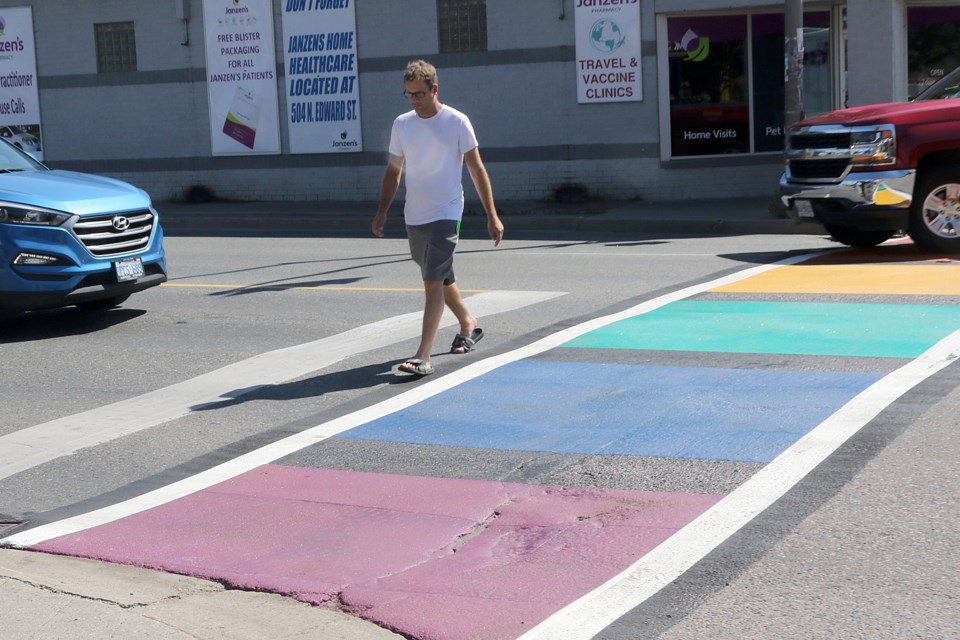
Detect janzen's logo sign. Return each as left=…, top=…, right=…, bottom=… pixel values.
left=0, top=7, right=44, bottom=160
left=576, top=0, right=638, bottom=6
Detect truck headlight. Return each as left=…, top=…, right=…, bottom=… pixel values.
left=849, top=126, right=896, bottom=167
left=0, top=203, right=73, bottom=226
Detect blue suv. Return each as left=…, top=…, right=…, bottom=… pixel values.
left=0, top=138, right=167, bottom=314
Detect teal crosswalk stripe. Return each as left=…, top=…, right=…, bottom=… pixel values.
left=562, top=300, right=960, bottom=358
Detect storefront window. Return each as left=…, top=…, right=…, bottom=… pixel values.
left=752, top=12, right=831, bottom=152
left=908, top=7, right=960, bottom=98
left=667, top=16, right=748, bottom=156
left=667, top=12, right=831, bottom=157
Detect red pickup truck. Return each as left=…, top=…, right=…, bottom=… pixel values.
left=780, top=67, right=960, bottom=252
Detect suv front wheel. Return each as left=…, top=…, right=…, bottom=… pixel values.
left=908, top=165, right=960, bottom=252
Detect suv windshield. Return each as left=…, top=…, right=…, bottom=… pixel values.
left=915, top=66, right=960, bottom=101
left=0, top=138, right=45, bottom=172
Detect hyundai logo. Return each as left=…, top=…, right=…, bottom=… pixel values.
left=112, top=216, right=130, bottom=231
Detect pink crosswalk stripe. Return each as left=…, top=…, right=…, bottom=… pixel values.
left=34, top=466, right=721, bottom=639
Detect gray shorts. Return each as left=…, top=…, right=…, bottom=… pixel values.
left=406, top=219, right=460, bottom=286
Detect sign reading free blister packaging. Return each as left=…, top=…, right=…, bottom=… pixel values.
left=203, top=0, right=281, bottom=155
left=282, top=0, right=362, bottom=153
left=0, top=7, right=43, bottom=160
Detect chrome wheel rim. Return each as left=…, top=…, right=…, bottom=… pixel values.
left=922, top=182, right=960, bottom=238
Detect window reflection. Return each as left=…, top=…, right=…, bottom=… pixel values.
left=667, top=12, right=831, bottom=157
left=668, top=16, right=748, bottom=157
left=752, top=12, right=831, bottom=153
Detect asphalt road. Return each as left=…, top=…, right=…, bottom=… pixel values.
left=2, top=229, right=958, bottom=639
left=1, top=231, right=827, bottom=513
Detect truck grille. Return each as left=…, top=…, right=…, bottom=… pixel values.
left=788, top=158, right=850, bottom=180
left=786, top=129, right=854, bottom=181
left=789, top=132, right=850, bottom=149
left=72, top=209, right=155, bottom=257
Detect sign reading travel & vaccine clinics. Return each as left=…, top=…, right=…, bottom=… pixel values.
left=575, top=0, right=642, bottom=103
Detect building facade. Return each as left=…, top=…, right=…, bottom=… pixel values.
left=1, top=0, right=959, bottom=204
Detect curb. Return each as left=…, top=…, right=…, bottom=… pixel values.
left=157, top=209, right=826, bottom=237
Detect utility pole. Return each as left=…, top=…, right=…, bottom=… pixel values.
left=784, top=0, right=804, bottom=127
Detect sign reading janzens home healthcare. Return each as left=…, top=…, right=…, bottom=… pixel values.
left=281, top=0, right=362, bottom=154
left=202, top=0, right=281, bottom=155
left=575, top=0, right=642, bottom=104
left=0, top=7, right=44, bottom=160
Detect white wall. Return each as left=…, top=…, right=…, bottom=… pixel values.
left=846, top=0, right=908, bottom=106
left=1, top=0, right=792, bottom=203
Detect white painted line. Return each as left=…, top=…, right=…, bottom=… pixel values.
left=0, top=290, right=564, bottom=483
left=1, top=253, right=822, bottom=548
left=515, top=345, right=960, bottom=637
left=518, top=252, right=725, bottom=257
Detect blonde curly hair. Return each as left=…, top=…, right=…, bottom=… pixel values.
left=404, top=59, right=438, bottom=90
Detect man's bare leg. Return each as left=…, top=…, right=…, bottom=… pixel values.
left=444, top=282, right=482, bottom=354
left=408, top=278, right=445, bottom=369
left=402, top=281, right=479, bottom=372
left=443, top=282, right=478, bottom=338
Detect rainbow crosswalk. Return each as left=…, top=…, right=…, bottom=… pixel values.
left=21, top=247, right=960, bottom=640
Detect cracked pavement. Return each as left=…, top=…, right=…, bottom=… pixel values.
left=0, top=548, right=404, bottom=640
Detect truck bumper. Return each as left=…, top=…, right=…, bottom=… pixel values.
left=779, top=169, right=916, bottom=230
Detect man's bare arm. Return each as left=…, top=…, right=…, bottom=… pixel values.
left=373, top=154, right=403, bottom=237
left=465, top=148, right=504, bottom=246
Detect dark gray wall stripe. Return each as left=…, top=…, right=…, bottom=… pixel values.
left=39, top=46, right=580, bottom=90
left=47, top=144, right=785, bottom=174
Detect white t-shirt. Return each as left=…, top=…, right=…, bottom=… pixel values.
left=388, top=104, right=479, bottom=225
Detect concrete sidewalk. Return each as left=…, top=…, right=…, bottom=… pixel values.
left=0, top=547, right=404, bottom=640
left=156, top=195, right=826, bottom=237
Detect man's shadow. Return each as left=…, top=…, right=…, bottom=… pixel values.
left=190, top=358, right=424, bottom=412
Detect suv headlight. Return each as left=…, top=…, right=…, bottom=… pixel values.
left=0, top=203, right=73, bottom=226
left=849, top=125, right=897, bottom=167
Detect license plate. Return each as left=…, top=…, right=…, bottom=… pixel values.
left=114, top=257, right=144, bottom=282
left=794, top=200, right=815, bottom=218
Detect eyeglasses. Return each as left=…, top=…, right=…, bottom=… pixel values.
left=403, top=89, right=431, bottom=100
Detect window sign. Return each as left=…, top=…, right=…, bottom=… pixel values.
left=667, top=15, right=747, bottom=156
left=575, top=0, right=642, bottom=103
left=202, top=0, right=281, bottom=156
left=0, top=7, right=43, bottom=160
left=908, top=8, right=960, bottom=98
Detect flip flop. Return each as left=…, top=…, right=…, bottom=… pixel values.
left=398, top=358, right=434, bottom=376
left=450, top=327, right=483, bottom=354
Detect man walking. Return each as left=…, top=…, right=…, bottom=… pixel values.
left=372, top=60, right=504, bottom=377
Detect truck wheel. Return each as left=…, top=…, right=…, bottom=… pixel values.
left=823, top=225, right=896, bottom=248
left=908, top=166, right=960, bottom=252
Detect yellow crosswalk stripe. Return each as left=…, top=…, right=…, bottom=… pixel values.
left=712, top=264, right=960, bottom=295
